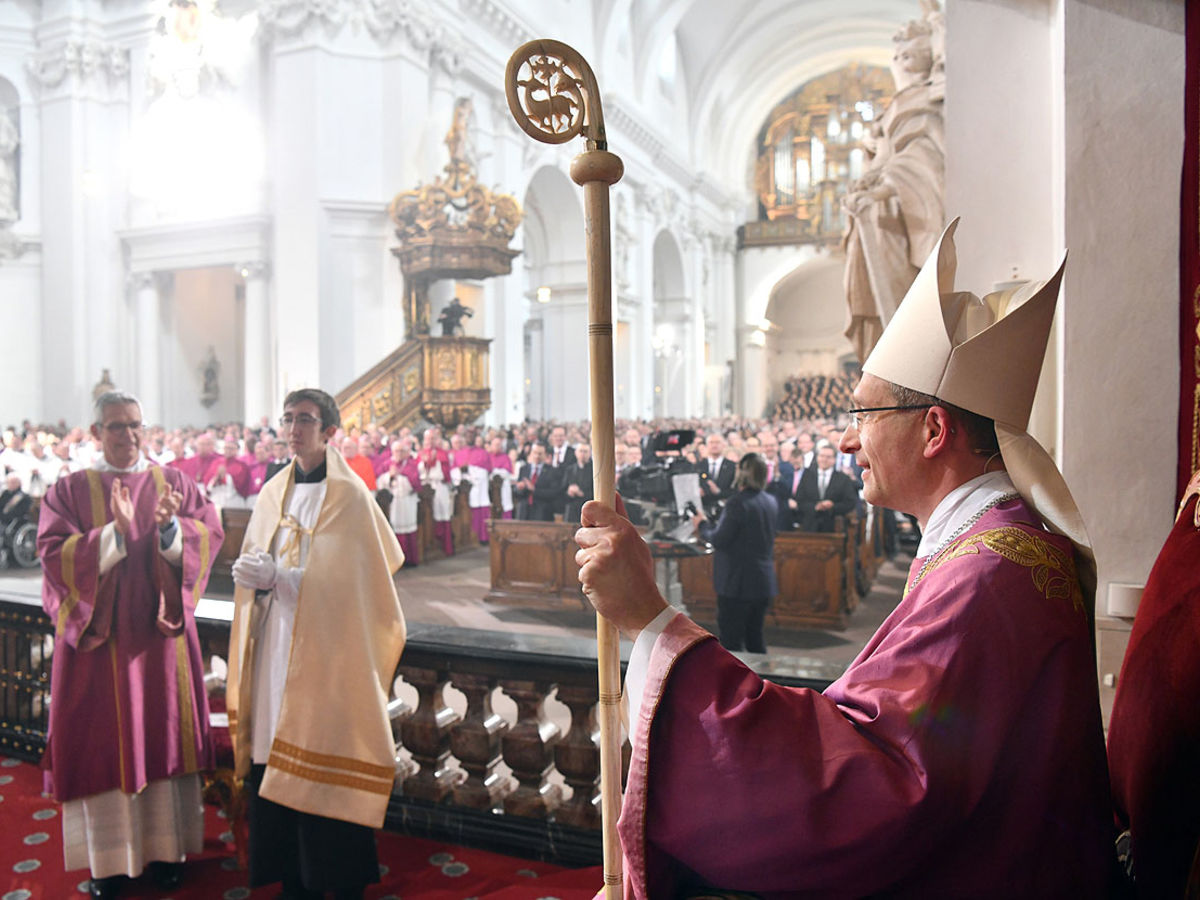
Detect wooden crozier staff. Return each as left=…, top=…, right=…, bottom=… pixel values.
left=505, top=41, right=624, bottom=897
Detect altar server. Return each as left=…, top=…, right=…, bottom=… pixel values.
left=228, top=388, right=406, bottom=900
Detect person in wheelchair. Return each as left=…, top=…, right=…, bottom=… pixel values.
left=0, top=472, right=36, bottom=567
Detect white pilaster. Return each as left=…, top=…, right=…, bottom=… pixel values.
left=240, top=261, right=272, bottom=424
left=133, top=272, right=164, bottom=424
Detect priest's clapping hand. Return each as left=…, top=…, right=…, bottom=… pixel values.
left=232, top=550, right=277, bottom=591
left=575, top=496, right=668, bottom=639
left=110, top=478, right=134, bottom=536
left=154, top=488, right=183, bottom=527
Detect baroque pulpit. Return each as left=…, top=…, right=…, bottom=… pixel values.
left=338, top=98, right=522, bottom=432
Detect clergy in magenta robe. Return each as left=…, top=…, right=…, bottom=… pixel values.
left=614, top=487, right=1111, bottom=899
left=38, top=450, right=222, bottom=879
left=463, top=444, right=492, bottom=542
left=488, top=449, right=515, bottom=519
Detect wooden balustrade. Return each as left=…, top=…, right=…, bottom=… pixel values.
left=0, top=596, right=835, bottom=866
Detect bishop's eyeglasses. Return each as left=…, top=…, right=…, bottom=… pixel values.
left=846, top=404, right=934, bottom=430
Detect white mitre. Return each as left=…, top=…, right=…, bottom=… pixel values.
left=863, top=218, right=1095, bottom=611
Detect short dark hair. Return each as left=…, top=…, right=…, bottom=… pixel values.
left=889, top=383, right=999, bottom=456
left=735, top=452, right=768, bottom=491
left=283, top=388, right=340, bottom=430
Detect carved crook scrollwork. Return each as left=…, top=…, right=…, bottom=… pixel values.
left=504, top=40, right=606, bottom=151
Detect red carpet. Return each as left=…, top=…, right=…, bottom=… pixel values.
left=0, top=756, right=602, bottom=899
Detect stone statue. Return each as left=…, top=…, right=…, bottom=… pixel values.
left=437, top=297, right=474, bottom=336
left=199, top=345, right=220, bottom=407
left=444, top=96, right=476, bottom=171
left=92, top=369, right=116, bottom=401
left=842, top=1, right=945, bottom=363
left=0, top=111, right=19, bottom=225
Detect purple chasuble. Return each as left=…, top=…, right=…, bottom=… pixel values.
left=38, top=465, right=223, bottom=802
left=620, top=497, right=1111, bottom=898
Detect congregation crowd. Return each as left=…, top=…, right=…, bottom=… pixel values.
left=1, top=375, right=874, bottom=567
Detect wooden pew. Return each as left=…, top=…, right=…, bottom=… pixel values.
left=484, top=519, right=586, bottom=610
left=679, top=515, right=857, bottom=631
left=208, top=507, right=251, bottom=594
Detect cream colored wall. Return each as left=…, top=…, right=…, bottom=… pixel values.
left=946, top=0, right=1184, bottom=718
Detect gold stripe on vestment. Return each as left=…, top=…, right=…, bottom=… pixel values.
left=109, top=640, right=128, bottom=793
left=85, top=470, right=107, bottom=530
left=267, top=751, right=393, bottom=796
left=150, top=465, right=166, bottom=496
left=270, top=737, right=395, bottom=780
left=175, top=634, right=198, bottom=773
left=57, top=534, right=83, bottom=637
left=193, top=520, right=210, bottom=605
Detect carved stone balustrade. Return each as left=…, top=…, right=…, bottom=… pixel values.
left=499, top=676, right=562, bottom=818
left=399, top=663, right=464, bottom=803
left=0, top=597, right=838, bottom=867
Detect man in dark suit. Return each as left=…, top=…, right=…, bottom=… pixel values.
left=546, top=426, right=576, bottom=469
left=562, top=444, right=593, bottom=523
left=760, top=431, right=794, bottom=529
left=264, top=438, right=291, bottom=481
left=795, top=445, right=858, bottom=532
left=515, top=443, right=564, bottom=522
left=691, top=453, right=778, bottom=654
left=0, top=473, right=31, bottom=529
left=696, top=433, right=735, bottom=514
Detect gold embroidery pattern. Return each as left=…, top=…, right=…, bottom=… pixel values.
left=109, top=641, right=128, bottom=793
left=911, top=526, right=1083, bottom=613
left=175, top=635, right=198, bottom=773
left=57, top=534, right=83, bottom=636
left=270, top=738, right=394, bottom=780
left=1179, top=469, right=1200, bottom=527
left=267, top=752, right=393, bottom=797
left=150, top=465, right=166, bottom=497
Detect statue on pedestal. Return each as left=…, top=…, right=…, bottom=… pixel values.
left=842, top=0, right=945, bottom=363
left=0, top=111, right=19, bottom=225
left=438, top=297, right=474, bottom=336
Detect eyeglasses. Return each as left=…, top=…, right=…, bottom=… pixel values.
left=279, top=413, right=322, bottom=428
left=102, top=421, right=143, bottom=434
left=846, top=404, right=934, bottom=430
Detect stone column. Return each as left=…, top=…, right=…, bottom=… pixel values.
left=132, top=272, right=165, bottom=425
left=239, top=262, right=272, bottom=425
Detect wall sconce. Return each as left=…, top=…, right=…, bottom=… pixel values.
left=537, top=286, right=551, bottom=304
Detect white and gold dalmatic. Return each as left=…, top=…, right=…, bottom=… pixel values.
left=863, top=217, right=1095, bottom=607
left=227, top=446, right=406, bottom=828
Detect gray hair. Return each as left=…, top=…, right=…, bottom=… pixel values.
left=93, top=390, right=141, bottom=425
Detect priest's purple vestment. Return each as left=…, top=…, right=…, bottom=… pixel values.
left=38, top=465, right=222, bottom=802
left=620, top=498, right=1111, bottom=898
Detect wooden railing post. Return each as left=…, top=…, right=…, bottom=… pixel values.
left=398, top=664, right=464, bottom=802
left=499, top=678, right=561, bottom=818
left=553, top=682, right=602, bottom=828
left=449, top=672, right=513, bottom=809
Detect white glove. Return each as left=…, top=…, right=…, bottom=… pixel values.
left=232, top=550, right=277, bottom=591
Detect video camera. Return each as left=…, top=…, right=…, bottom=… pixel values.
left=617, top=429, right=709, bottom=542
